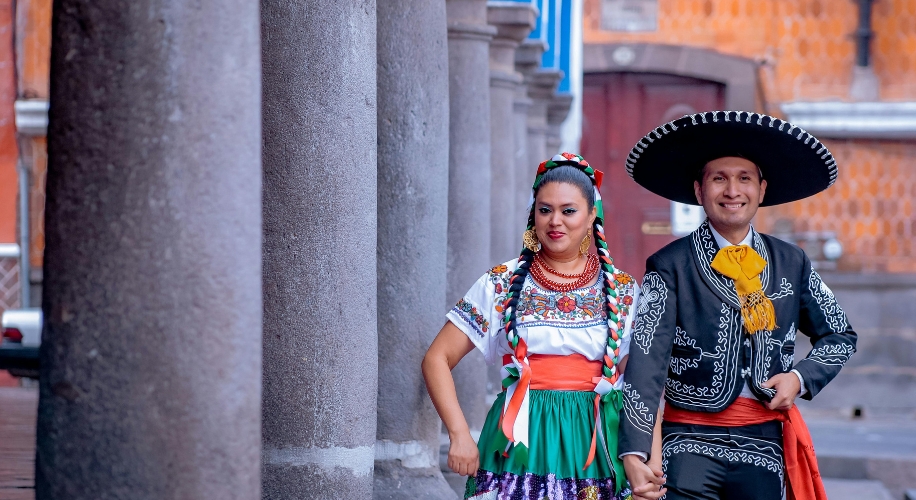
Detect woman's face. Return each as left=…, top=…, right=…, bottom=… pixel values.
left=533, top=181, right=596, bottom=260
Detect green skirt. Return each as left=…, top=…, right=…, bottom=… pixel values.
left=465, top=390, right=631, bottom=500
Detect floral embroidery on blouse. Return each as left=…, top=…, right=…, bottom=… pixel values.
left=616, top=273, right=634, bottom=285
left=516, top=282, right=606, bottom=326
left=455, top=298, right=490, bottom=336
left=488, top=264, right=513, bottom=314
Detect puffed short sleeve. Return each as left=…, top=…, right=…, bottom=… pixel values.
left=618, top=282, right=641, bottom=360
left=446, top=261, right=515, bottom=365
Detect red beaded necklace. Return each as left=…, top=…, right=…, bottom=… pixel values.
left=530, top=254, right=599, bottom=292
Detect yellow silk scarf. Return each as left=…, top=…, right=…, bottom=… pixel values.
left=710, top=245, right=776, bottom=334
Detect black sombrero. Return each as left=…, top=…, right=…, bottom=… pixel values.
left=625, top=110, right=838, bottom=206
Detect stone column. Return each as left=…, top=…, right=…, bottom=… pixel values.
left=36, top=1, right=262, bottom=499
left=513, top=84, right=534, bottom=230
left=446, top=0, right=496, bottom=436
left=515, top=40, right=547, bottom=196
left=525, top=70, right=563, bottom=163
left=261, top=2, right=378, bottom=498
left=487, top=3, right=536, bottom=265
left=375, top=2, right=455, bottom=498
left=546, top=93, right=574, bottom=155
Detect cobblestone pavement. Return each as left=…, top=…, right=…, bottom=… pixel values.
left=0, top=387, right=36, bottom=500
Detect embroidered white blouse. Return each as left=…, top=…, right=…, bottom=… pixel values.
left=446, top=259, right=640, bottom=391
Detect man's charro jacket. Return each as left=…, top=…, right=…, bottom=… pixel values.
left=618, top=221, right=858, bottom=456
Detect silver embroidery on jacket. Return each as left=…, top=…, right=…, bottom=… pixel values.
left=752, top=330, right=779, bottom=399
left=669, top=327, right=700, bottom=375
left=623, top=382, right=655, bottom=435
left=806, top=344, right=855, bottom=366
left=771, top=278, right=794, bottom=300
left=665, top=303, right=741, bottom=409
left=781, top=323, right=796, bottom=372
left=807, top=268, right=849, bottom=334
left=632, top=272, right=667, bottom=355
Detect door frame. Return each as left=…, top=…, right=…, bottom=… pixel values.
left=583, top=43, right=758, bottom=111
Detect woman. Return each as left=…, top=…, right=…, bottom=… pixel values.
left=423, top=153, right=665, bottom=500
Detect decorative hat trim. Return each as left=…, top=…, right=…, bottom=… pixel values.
left=624, top=111, right=839, bottom=206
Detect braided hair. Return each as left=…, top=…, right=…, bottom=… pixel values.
left=501, top=153, right=628, bottom=384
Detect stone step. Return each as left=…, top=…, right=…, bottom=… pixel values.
left=804, top=414, right=916, bottom=498
left=823, top=479, right=894, bottom=500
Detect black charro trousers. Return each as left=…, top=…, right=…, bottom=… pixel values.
left=660, top=421, right=785, bottom=500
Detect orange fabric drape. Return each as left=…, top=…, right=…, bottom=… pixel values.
left=501, top=353, right=602, bottom=392
left=665, top=398, right=827, bottom=500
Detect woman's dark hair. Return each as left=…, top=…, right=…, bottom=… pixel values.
left=533, top=166, right=595, bottom=210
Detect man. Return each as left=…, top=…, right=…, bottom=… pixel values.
left=618, top=111, right=857, bottom=500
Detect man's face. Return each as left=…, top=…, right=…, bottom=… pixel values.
left=693, top=156, right=767, bottom=232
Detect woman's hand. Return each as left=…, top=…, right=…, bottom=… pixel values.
left=422, top=322, right=479, bottom=476
left=447, top=431, right=480, bottom=477
left=647, top=454, right=664, bottom=483
left=624, top=455, right=667, bottom=500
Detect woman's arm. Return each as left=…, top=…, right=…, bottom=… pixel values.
left=422, top=321, right=479, bottom=476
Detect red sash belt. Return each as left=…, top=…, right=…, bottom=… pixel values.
left=503, top=353, right=603, bottom=391
left=665, top=398, right=827, bottom=500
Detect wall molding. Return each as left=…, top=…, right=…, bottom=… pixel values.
left=582, top=42, right=758, bottom=111
left=781, top=101, right=916, bottom=139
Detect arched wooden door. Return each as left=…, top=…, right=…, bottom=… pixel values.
left=581, top=72, right=724, bottom=277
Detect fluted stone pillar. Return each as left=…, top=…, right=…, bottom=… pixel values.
left=446, top=0, right=496, bottom=435
left=36, top=1, right=262, bottom=498
left=546, top=93, right=574, bottom=155
left=513, top=85, right=534, bottom=230
left=515, top=41, right=552, bottom=181
left=375, top=2, right=455, bottom=498
left=261, top=2, right=378, bottom=498
left=523, top=70, right=562, bottom=167
left=488, top=3, right=536, bottom=265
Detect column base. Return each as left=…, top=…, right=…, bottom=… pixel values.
left=373, top=461, right=460, bottom=499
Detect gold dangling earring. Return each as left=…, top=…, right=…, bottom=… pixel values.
left=579, top=231, right=592, bottom=256
left=523, top=229, right=540, bottom=253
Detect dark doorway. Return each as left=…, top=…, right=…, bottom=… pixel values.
left=581, top=72, right=725, bottom=277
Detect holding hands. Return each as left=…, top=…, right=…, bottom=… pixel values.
left=623, top=454, right=667, bottom=500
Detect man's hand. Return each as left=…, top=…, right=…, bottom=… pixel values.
left=761, top=372, right=801, bottom=411
left=447, top=431, right=480, bottom=477
left=623, top=454, right=666, bottom=500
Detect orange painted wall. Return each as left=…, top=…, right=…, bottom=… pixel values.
left=0, top=0, right=19, bottom=244
left=17, top=0, right=51, bottom=99
left=585, top=0, right=916, bottom=272
left=28, top=137, right=45, bottom=267
left=585, top=0, right=916, bottom=102
left=16, top=0, right=52, bottom=266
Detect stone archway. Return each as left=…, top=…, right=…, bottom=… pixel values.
left=583, top=42, right=758, bottom=111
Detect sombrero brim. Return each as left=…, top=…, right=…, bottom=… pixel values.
left=625, top=111, right=838, bottom=207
